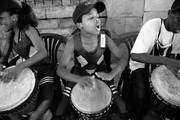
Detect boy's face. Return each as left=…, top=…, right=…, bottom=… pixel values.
left=79, top=8, right=101, bottom=35
left=169, top=12, right=180, bottom=33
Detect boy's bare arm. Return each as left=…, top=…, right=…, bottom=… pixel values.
left=107, top=37, right=129, bottom=78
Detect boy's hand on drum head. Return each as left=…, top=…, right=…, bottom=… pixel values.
left=78, top=76, right=93, bottom=89
left=165, top=59, right=180, bottom=72
left=95, top=72, right=113, bottom=81
left=1, top=70, right=17, bottom=83
left=166, top=65, right=180, bottom=80
left=1, top=66, right=22, bottom=83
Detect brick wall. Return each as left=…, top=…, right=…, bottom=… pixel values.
left=24, top=0, right=175, bottom=39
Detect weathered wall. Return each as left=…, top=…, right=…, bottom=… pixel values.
left=26, top=0, right=175, bottom=38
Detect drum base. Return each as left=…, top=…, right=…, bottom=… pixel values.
left=150, top=89, right=180, bottom=119
left=55, top=103, right=122, bottom=120
left=76, top=103, right=130, bottom=120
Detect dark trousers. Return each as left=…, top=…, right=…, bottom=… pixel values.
left=123, top=68, right=151, bottom=120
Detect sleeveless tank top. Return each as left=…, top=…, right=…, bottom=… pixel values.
left=71, top=29, right=111, bottom=76
left=9, top=28, right=53, bottom=70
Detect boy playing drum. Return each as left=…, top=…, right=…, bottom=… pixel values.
left=55, top=1, right=130, bottom=120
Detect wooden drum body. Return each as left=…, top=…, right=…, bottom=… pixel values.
left=0, top=67, right=38, bottom=115
left=150, top=65, right=180, bottom=109
left=71, top=78, right=113, bottom=119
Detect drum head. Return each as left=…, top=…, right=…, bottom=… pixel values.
left=0, top=67, right=36, bottom=112
left=151, top=65, right=180, bottom=107
left=71, top=79, right=112, bottom=114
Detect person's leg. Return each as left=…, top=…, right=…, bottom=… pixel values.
left=55, top=82, right=75, bottom=119
left=55, top=94, right=70, bottom=116
left=113, top=92, right=127, bottom=113
left=123, top=68, right=150, bottom=120
left=106, top=81, right=130, bottom=120
left=54, top=95, right=77, bottom=120
left=113, top=93, right=132, bottom=120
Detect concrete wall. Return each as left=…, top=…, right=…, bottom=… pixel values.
left=27, top=0, right=175, bottom=38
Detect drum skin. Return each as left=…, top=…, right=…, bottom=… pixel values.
left=150, top=65, right=180, bottom=108
left=71, top=78, right=113, bottom=118
left=0, top=67, right=38, bottom=114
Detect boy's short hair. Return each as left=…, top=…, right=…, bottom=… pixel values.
left=72, top=1, right=105, bottom=24
left=171, top=0, right=180, bottom=13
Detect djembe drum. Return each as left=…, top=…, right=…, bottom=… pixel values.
left=150, top=65, right=180, bottom=117
left=0, top=67, right=38, bottom=115
left=70, top=78, right=113, bottom=120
